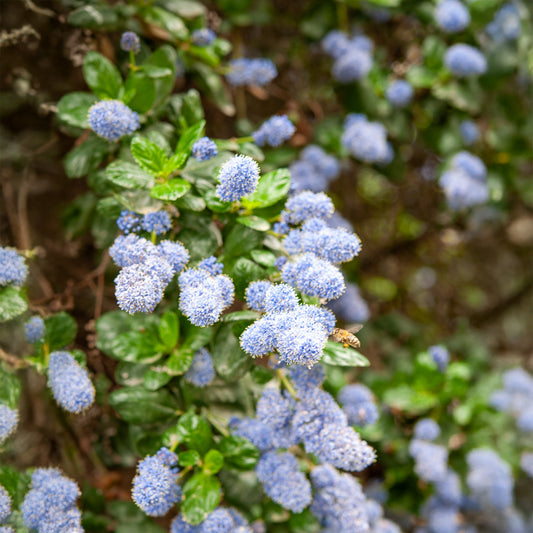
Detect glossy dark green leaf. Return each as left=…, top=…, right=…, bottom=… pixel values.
left=64, top=135, right=111, bottom=178
left=106, top=161, right=154, bottom=189
left=172, top=411, right=214, bottom=454
left=230, top=257, right=265, bottom=300
left=181, top=324, right=214, bottom=352
left=150, top=179, right=191, bottom=201
left=143, top=45, right=178, bottom=109
left=241, top=169, right=291, bottom=209
left=166, top=349, right=194, bottom=375
left=221, top=310, right=260, bottom=323
left=321, top=341, right=370, bottom=367
left=236, top=215, right=270, bottom=231
left=124, top=72, right=156, bottom=114
left=204, top=189, right=233, bottom=213
left=67, top=4, right=120, bottom=30
left=0, top=286, right=27, bottom=322
left=178, top=449, right=201, bottom=467
left=44, top=312, right=77, bottom=351
left=83, top=51, right=123, bottom=99
left=249, top=249, right=276, bottom=267
left=141, top=6, right=189, bottom=40
left=143, top=368, right=173, bottom=391
left=218, top=435, right=259, bottom=470
left=0, top=366, right=21, bottom=410
left=176, top=120, right=206, bottom=156
left=0, top=466, right=31, bottom=507
left=224, top=225, right=263, bottom=257
left=109, top=386, right=178, bottom=424
left=181, top=473, right=221, bottom=525
left=57, top=92, right=97, bottom=129
left=175, top=193, right=206, bottom=212
left=158, top=311, right=179, bottom=350
left=211, top=323, right=252, bottom=381
left=131, top=136, right=168, bottom=176
left=203, top=449, right=224, bottom=475
left=193, top=63, right=235, bottom=116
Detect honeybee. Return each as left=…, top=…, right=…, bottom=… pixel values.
left=330, top=325, right=363, bottom=349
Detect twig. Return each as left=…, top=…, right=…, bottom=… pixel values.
left=23, top=0, right=55, bottom=17
left=0, top=25, right=40, bottom=48
left=0, top=348, right=30, bottom=369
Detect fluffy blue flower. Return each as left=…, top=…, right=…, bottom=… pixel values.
left=252, top=115, right=295, bottom=147
left=47, top=351, right=95, bottom=413
left=191, top=28, right=216, bottom=46
left=281, top=253, right=345, bottom=300
left=256, top=387, right=295, bottom=431
left=332, top=45, right=373, bottom=83
left=171, top=515, right=200, bottom=533
left=255, top=451, right=312, bottom=512
left=117, top=210, right=142, bottom=234
left=216, top=155, right=260, bottom=202
left=0, top=485, right=11, bottom=523
left=373, top=519, right=402, bottom=533
left=466, top=448, right=513, bottom=509
left=410, top=440, right=448, bottom=483
left=486, top=3, right=521, bottom=42
left=444, top=44, right=487, bottom=77
left=25, top=316, right=45, bottom=343
left=132, top=448, right=181, bottom=516
left=289, top=145, right=340, bottom=192
left=285, top=191, right=334, bottom=224
left=288, top=364, right=325, bottom=394
left=245, top=280, right=273, bottom=312
left=338, top=384, right=379, bottom=427
left=226, top=58, right=277, bottom=87
left=276, top=322, right=329, bottom=367
left=21, top=468, right=81, bottom=532
left=342, top=114, right=390, bottom=163
left=230, top=417, right=273, bottom=451
left=414, top=418, right=441, bottom=441
left=0, top=247, right=27, bottom=286
left=192, top=137, right=218, bottom=161
left=115, top=262, right=165, bottom=314
left=142, top=211, right=172, bottom=235
left=435, top=0, right=470, bottom=33
left=198, top=256, right=224, bottom=275
left=184, top=348, right=215, bottom=387
left=158, top=240, right=189, bottom=274
left=264, top=284, right=299, bottom=313
left=327, top=282, right=370, bottom=323
left=120, top=31, right=141, bottom=53
left=451, top=151, right=486, bottom=182
left=386, top=80, right=414, bottom=107
left=88, top=100, right=140, bottom=141
left=109, top=234, right=157, bottom=268
left=459, top=120, right=479, bottom=145
left=429, top=345, right=450, bottom=372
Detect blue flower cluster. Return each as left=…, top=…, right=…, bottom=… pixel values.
left=116, top=210, right=142, bottom=234
left=338, top=384, right=379, bottom=427
left=256, top=451, right=312, bottom=512
left=284, top=191, right=334, bottom=224
left=191, top=28, right=216, bottom=46
left=141, top=210, right=172, bottom=235
left=435, top=0, right=470, bottom=33
left=489, top=367, right=533, bottom=432
left=409, top=438, right=448, bottom=483
left=413, top=418, right=441, bottom=441
left=0, top=485, right=11, bottom=525
left=385, top=80, right=414, bottom=108
left=251, top=115, right=295, bottom=147
left=439, top=150, right=489, bottom=210
left=459, top=120, right=479, bottom=146
left=428, top=344, right=450, bottom=372
left=342, top=114, right=393, bottom=164
left=0, top=247, right=28, bottom=286
left=444, top=44, right=487, bottom=77
left=0, top=405, right=17, bottom=444
left=520, top=452, right=533, bottom=478
left=132, top=447, right=181, bottom=516
left=486, top=3, right=521, bottom=42
left=25, top=316, right=45, bottom=343
left=466, top=448, right=514, bottom=509
left=216, top=155, right=260, bottom=202
left=184, top=348, right=215, bottom=386
left=192, top=137, right=218, bottom=162
left=47, top=351, right=95, bottom=413
left=226, top=58, right=277, bottom=87
left=87, top=100, right=140, bottom=142
left=327, top=282, right=370, bottom=323
left=21, top=468, right=83, bottom=532
left=240, top=282, right=334, bottom=366
left=110, top=234, right=189, bottom=314
left=289, top=145, right=340, bottom=192
left=321, top=30, right=373, bottom=83
left=120, top=31, right=141, bottom=53
left=170, top=507, right=253, bottom=532
left=178, top=257, right=234, bottom=326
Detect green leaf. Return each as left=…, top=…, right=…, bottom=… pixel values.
left=181, top=473, right=221, bottom=525
left=45, top=312, right=77, bottom=351
left=178, top=450, right=201, bottom=467
left=321, top=341, right=370, bottom=367
left=124, top=72, right=156, bottom=114
left=64, top=135, right=111, bottom=178
left=218, top=435, right=259, bottom=470
left=176, top=120, right=206, bottom=156
left=141, top=6, right=189, bottom=40
left=0, top=466, right=31, bottom=508
left=383, top=384, right=439, bottom=414
left=224, top=225, right=263, bottom=257
left=158, top=311, right=179, bottom=350
left=67, top=5, right=120, bottom=30
left=203, top=449, right=224, bottom=475
left=166, top=349, right=194, bottom=375
left=150, top=179, right=192, bottom=201
left=83, top=51, right=123, bottom=99
left=176, top=193, right=206, bottom=212
left=181, top=324, right=214, bottom=351
left=406, top=66, right=439, bottom=88
left=106, top=161, right=154, bottom=189
left=236, top=215, right=270, bottom=231
left=249, top=249, right=276, bottom=267
left=109, top=386, right=177, bottom=424
left=204, top=189, right=232, bottom=213
left=0, top=286, right=27, bottom=322
left=168, top=90, right=204, bottom=128
left=0, top=366, right=21, bottom=409
left=193, top=63, right=235, bottom=116
left=211, top=324, right=252, bottom=381
left=221, top=310, right=260, bottom=323
left=145, top=46, right=178, bottom=108
left=230, top=257, right=265, bottom=299
left=241, top=169, right=291, bottom=209
left=57, top=92, right=97, bottom=128
left=142, top=368, right=173, bottom=391
left=131, top=136, right=169, bottom=176
left=158, top=0, right=206, bottom=18
left=172, top=411, right=214, bottom=454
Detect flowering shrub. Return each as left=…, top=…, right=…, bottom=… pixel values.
left=1, top=0, right=533, bottom=532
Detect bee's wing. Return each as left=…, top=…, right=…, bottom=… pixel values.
left=346, top=323, right=364, bottom=334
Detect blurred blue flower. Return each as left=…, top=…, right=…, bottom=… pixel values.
left=230, top=417, right=274, bottom=451
left=327, top=282, right=370, bottom=323
left=338, top=384, right=379, bottom=427
left=252, top=115, right=295, bottom=148
left=342, top=114, right=391, bottom=164
left=25, top=316, right=45, bottom=343
left=459, top=120, right=479, bottom=145
left=191, top=28, right=216, bottom=46
left=120, top=31, right=141, bottom=53
left=444, top=44, right=487, bottom=77
left=429, top=344, right=450, bottom=372
left=386, top=80, right=414, bottom=107
left=435, top=0, right=470, bottom=33
left=413, top=418, right=441, bottom=441
left=88, top=100, right=140, bottom=141
left=226, top=58, right=277, bottom=87
left=184, top=348, right=215, bottom=387
left=285, top=191, right=334, bottom=224
left=486, top=3, right=521, bottom=42
left=192, top=137, right=218, bottom=161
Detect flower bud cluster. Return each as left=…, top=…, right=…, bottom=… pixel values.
left=192, top=137, right=218, bottom=162
left=132, top=447, right=181, bottom=517
left=342, top=114, right=393, bottom=165
left=289, top=145, right=340, bottom=192
left=88, top=100, right=140, bottom=141
left=226, top=58, right=277, bottom=87
left=178, top=257, right=234, bottom=326
left=116, top=210, right=172, bottom=235
left=25, top=316, right=45, bottom=343
left=21, top=468, right=83, bottom=532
